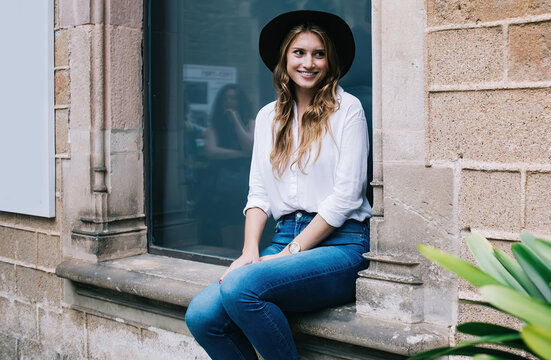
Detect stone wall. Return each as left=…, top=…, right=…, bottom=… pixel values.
left=426, top=0, right=551, bottom=342
left=0, top=0, right=207, bottom=358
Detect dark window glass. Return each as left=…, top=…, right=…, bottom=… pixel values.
left=146, top=0, right=372, bottom=264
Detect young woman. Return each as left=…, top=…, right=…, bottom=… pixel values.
left=185, top=10, right=372, bottom=360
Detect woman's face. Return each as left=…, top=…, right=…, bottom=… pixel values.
left=223, top=89, right=238, bottom=111
left=286, top=31, right=328, bottom=94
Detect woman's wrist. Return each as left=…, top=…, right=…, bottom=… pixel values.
left=242, top=244, right=259, bottom=255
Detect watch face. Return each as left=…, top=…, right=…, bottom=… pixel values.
left=289, top=242, right=300, bottom=254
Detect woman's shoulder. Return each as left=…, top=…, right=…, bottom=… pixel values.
left=335, top=87, right=365, bottom=124
left=337, top=87, right=363, bottom=111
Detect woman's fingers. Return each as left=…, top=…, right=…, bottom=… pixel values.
left=219, top=253, right=259, bottom=282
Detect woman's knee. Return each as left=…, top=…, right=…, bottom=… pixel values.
left=185, top=284, right=226, bottom=337
left=219, top=268, right=259, bottom=311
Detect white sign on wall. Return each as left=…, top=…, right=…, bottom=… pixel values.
left=0, top=0, right=55, bottom=217
left=182, top=64, right=237, bottom=115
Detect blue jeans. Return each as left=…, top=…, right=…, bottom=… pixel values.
left=185, top=212, right=370, bottom=360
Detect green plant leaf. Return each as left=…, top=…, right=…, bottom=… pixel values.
left=480, top=285, right=551, bottom=331
left=418, top=244, right=501, bottom=288
left=467, top=234, right=526, bottom=293
left=512, top=243, right=551, bottom=302
left=457, top=322, right=519, bottom=336
left=472, top=355, right=512, bottom=360
left=519, top=232, right=551, bottom=267
left=457, top=322, right=528, bottom=350
left=408, top=344, right=528, bottom=360
left=534, top=237, right=551, bottom=268
left=494, top=248, right=545, bottom=300
left=521, top=325, right=551, bottom=360
left=407, top=333, right=521, bottom=359
left=519, top=231, right=537, bottom=248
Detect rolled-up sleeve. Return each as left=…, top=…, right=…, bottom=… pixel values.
left=243, top=111, right=272, bottom=217
left=317, top=110, right=368, bottom=227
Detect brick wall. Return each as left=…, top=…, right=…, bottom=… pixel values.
left=426, top=0, right=551, bottom=342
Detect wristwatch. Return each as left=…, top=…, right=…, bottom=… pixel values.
left=289, top=241, right=301, bottom=254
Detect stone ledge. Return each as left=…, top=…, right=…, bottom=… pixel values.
left=56, top=254, right=449, bottom=357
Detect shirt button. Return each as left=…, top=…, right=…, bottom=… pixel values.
left=296, top=212, right=302, bottom=218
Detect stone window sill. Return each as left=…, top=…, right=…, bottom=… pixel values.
left=56, top=254, right=448, bottom=357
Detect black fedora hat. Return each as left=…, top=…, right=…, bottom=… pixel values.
left=259, top=10, right=355, bottom=78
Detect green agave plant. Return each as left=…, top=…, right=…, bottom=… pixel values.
left=409, top=232, right=551, bottom=360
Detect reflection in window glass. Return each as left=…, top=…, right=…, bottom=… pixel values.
left=148, top=0, right=372, bottom=262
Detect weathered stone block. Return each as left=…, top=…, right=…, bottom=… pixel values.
left=383, top=131, right=425, bottom=162
left=54, top=29, right=69, bottom=68
left=87, top=314, right=141, bottom=360
left=370, top=197, right=457, bottom=324
left=59, top=0, right=91, bottom=27
left=15, top=231, right=37, bottom=265
left=109, top=26, right=143, bottom=130
left=37, top=234, right=61, bottom=269
left=54, top=0, right=59, bottom=29
left=428, top=89, right=551, bottom=163
left=38, top=307, right=86, bottom=359
left=56, top=159, right=62, bottom=195
left=428, top=27, right=503, bottom=85
left=0, top=212, right=16, bottom=227
left=526, top=172, right=551, bottom=234
left=111, top=130, right=142, bottom=154
left=71, top=227, right=147, bottom=262
left=108, top=153, right=144, bottom=217
left=14, top=213, right=58, bottom=234
left=384, top=164, right=454, bottom=234
left=356, top=277, right=423, bottom=323
left=379, top=181, right=455, bottom=255
left=109, top=0, right=143, bottom=29
left=16, top=267, right=62, bottom=305
left=427, top=0, right=551, bottom=27
left=0, top=226, right=21, bottom=259
left=460, top=170, right=522, bottom=232
left=509, top=21, right=551, bottom=82
left=56, top=109, right=69, bottom=154
left=141, top=327, right=209, bottom=360
left=0, top=333, right=17, bottom=360
left=69, top=25, right=93, bottom=130
left=0, top=261, right=15, bottom=294
left=0, top=297, right=37, bottom=339
left=54, top=69, right=69, bottom=105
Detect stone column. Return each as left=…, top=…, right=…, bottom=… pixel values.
left=356, top=0, right=457, bottom=326
left=60, top=0, right=146, bottom=262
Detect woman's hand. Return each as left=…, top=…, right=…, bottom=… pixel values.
left=260, top=248, right=290, bottom=262
left=225, top=109, right=241, bottom=126
left=220, top=251, right=260, bottom=282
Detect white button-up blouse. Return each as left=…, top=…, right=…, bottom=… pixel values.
left=243, top=86, right=372, bottom=228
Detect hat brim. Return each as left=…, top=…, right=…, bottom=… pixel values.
left=259, top=10, right=355, bottom=78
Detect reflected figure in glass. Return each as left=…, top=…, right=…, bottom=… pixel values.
left=198, top=84, right=255, bottom=249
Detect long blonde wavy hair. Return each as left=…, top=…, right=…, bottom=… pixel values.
left=270, top=24, right=341, bottom=177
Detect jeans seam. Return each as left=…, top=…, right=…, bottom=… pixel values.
left=257, top=303, right=298, bottom=359
left=220, top=313, right=253, bottom=360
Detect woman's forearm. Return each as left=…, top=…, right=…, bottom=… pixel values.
left=285, top=214, right=335, bottom=253
left=242, top=207, right=268, bottom=254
